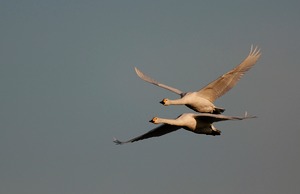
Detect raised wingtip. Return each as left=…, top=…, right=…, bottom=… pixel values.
left=249, top=44, right=261, bottom=57
left=134, top=66, right=144, bottom=78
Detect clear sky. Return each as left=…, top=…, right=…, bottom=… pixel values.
left=1, top=0, right=300, bottom=193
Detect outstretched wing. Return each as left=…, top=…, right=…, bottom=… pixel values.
left=197, top=45, right=261, bottom=102
left=135, top=67, right=184, bottom=96
left=113, top=124, right=181, bottom=145
left=194, top=112, right=257, bottom=123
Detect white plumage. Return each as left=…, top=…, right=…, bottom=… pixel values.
left=113, top=112, right=256, bottom=144
left=135, top=45, right=261, bottom=114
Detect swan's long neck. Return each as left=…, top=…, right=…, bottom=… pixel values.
left=156, top=118, right=183, bottom=126
left=168, top=98, right=186, bottom=105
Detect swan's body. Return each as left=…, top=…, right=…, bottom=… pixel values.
left=113, top=112, right=256, bottom=144
left=135, top=46, right=261, bottom=114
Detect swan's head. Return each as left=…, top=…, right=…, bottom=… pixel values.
left=149, top=117, right=159, bottom=124
left=160, top=98, right=170, bottom=106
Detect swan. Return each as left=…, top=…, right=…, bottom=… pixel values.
left=113, top=112, right=256, bottom=144
left=135, top=45, right=261, bottom=114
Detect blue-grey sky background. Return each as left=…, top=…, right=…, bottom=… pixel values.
left=1, top=0, right=300, bottom=193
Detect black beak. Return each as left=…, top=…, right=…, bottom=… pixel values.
left=159, top=100, right=164, bottom=105
left=149, top=119, right=154, bottom=123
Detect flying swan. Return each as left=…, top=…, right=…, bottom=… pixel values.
left=135, top=46, right=261, bottom=114
left=113, top=112, right=256, bottom=144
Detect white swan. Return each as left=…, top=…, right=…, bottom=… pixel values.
left=135, top=45, right=261, bottom=114
left=113, top=112, right=256, bottom=144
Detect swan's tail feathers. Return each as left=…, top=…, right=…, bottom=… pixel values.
left=113, top=137, right=128, bottom=145
left=213, top=107, right=225, bottom=114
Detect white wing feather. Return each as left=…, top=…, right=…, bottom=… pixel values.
left=135, top=67, right=184, bottom=95
left=197, top=45, right=261, bottom=102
